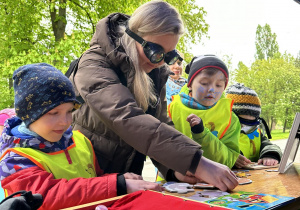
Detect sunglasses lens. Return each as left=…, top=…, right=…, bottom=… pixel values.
left=150, top=52, right=164, bottom=63
left=164, top=50, right=179, bottom=65
left=143, top=42, right=165, bottom=64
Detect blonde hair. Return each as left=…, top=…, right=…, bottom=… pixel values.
left=121, top=0, right=184, bottom=111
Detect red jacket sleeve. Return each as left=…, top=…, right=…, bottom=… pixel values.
left=1, top=166, right=118, bottom=210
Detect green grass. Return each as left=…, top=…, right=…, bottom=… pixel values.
left=270, top=129, right=290, bottom=141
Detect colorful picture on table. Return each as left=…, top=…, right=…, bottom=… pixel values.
left=205, top=191, right=294, bottom=210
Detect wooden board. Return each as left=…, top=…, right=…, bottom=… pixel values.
left=243, top=163, right=279, bottom=170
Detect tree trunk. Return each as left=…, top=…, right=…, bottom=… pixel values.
left=49, top=0, right=67, bottom=65
left=283, top=119, right=287, bottom=133
left=270, top=116, right=274, bottom=132
left=50, top=0, right=67, bottom=42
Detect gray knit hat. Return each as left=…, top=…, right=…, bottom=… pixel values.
left=185, top=54, right=229, bottom=88
left=225, top=83, right=261, bottom=118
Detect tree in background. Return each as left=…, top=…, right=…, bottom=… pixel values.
left=0, top=0, right=209, bottom=109
left=255, top=24, right=280, bottom=60
left=233, top=54, right=300, bottom=133
left=233, top=23, right=300, bottom=133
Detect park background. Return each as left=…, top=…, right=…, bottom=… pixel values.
left=0, top=0, right=299, bottom=139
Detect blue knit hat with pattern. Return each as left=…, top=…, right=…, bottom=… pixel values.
left=13, top=63, right=81, bottom=127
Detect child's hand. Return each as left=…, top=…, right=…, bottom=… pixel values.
left=125, top=179, right=163, bottom=193
left=186, top=114, right=201, bottom=127
left=123, top=172, right=143, bottom=180
left=234, top=154, right=252, bottom=168
left=258, top=158, right=278, bottom=166
left=194, top=157, right=238, bottom=191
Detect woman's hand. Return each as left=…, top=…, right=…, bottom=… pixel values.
left=125, top=179, right=163, bottom=193
left=194, top=157, right=238, bottom=191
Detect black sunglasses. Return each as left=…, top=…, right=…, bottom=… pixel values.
left=125, top=27, right=181, bottom=65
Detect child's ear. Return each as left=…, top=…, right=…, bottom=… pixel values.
left=188, top=88, right=192, bottom=97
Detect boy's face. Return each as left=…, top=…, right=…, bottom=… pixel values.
left=190, top=69, right=226, bottom=107
left=29, top=102, right=74, bottom=142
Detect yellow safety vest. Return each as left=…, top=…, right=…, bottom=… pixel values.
left=239, top=129, right=261, bottom=162
left=4, top=131, right=97, bottom=180
left=169, top=95, right=233, bottom=140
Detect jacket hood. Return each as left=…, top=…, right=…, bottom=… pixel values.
left=0, top=117, right=74, bottom=156
left=90, top=13, right=135, bottom=87
left=90, top=13, right=129, bottom=50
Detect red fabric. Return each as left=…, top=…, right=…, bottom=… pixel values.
left=107, top=190, right=229, bottom=210
left=1, top=166, right=118, bottom=210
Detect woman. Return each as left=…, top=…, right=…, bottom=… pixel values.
left=71, top=0, right=238, bottom=191
left=166, top=51, right=187, bottom=105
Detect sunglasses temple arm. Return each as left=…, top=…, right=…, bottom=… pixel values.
left=125, top=27, right=145, bottom=45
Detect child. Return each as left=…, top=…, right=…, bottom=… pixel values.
left=225, top=83, right=282, bottom=168
left=168, top=55, right=240, bottom=169
left=0, top=63, right=161, bottom=210
left=166, top=51, right=186, bottom=105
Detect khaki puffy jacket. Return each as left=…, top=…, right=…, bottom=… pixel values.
left=70, top=13, right=202, bottom=177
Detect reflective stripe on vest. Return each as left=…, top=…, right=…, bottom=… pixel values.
left=10, top=131, right=96, bottom=180
left=239, top=129, right=261, bottom=162
left=169, top=96, right=233, bottom=140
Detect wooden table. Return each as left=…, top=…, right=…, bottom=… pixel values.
left=234, top=164, right=300, bottom=197
left=233, top=163, right=300, bottom=209
left=162, top=163, right=300, bottom=210
left=62, top=163, right=300, bottom=210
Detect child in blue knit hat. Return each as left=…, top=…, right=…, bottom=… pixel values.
left=0, top=63, right=161, bottom=210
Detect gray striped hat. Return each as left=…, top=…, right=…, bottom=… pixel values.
left=225, top=83, right=261, bottom=118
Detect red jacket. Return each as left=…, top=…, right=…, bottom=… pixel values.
left=2, top=165, right=118, bottom=210
left=0, top=118, right=118, bottom=209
